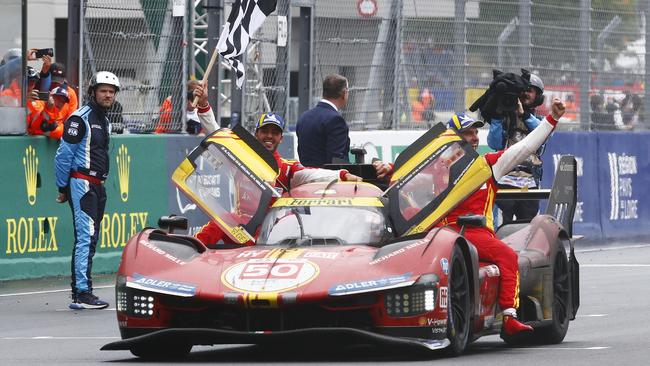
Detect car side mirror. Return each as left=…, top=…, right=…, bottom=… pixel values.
left=158, top=215, right=188, bottom=234
left=457, top=215, right=486, bottom=235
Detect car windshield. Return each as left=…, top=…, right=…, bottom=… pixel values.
left=257, top=206, right=390, bottom=246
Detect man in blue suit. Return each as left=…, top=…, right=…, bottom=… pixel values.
left=296, top=74, right=350, bottom=167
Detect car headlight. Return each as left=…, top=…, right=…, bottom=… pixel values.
left=384, top=274, right=438, bottom=317
left=116, top=277, right=157, bottom=318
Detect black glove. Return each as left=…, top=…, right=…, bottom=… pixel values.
left=41, top=120, right=57, bottom=132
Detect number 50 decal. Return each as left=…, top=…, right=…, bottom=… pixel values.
left=222, top=259, right=320, bottom=292
left=240, top=263, right=303, bottom=279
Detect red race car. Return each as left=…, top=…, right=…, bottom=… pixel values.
left=102, top=124, right=579, bottom=359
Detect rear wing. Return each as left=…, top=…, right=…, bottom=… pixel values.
left=496, top=155, right=577, bottom=237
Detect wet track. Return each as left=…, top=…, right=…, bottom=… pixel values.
left=1, top=243, right=649, bottom=365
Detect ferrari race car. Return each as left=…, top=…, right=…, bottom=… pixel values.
left=102, top=124, right=580, bottom=359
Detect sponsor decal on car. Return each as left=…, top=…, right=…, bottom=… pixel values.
left=419, top=317, right=447, bottom=327
left=328, top=272, right=413, bottom=296
left=127, top=273, right=196, bottom=297
left=236, top=248, right=339, bottom=260
left=369, top=238, right=429, bottom=265
left=273, top=197, right=383, bottom=207
left=439, top=286, right=448, bottom=308
left=440, top=258, right=449, bottom=275
left=141, top=240, right=187, bottom=265
left=303, top=251, right=339, bottom=260
left=221, top=258, right=319, bottom=292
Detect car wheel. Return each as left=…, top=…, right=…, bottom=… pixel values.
left=444, top=245, right=471, bottom=356
left=130, top=343, right=192, bottom=359
left=536, top=240, right=571, bottom=344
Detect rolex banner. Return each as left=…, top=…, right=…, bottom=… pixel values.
left=0, top=136, right=169, bottom=280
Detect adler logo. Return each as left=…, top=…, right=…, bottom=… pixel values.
left=22, top=146, right=39, bottom=205
left=117, top=144, right=131, bottom=202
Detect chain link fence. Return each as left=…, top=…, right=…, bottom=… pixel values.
left=76, top=0, right=649, bottom=133
left=81, top=0, right=187, bottom=133
left=311, top=0, right=649, bottom=131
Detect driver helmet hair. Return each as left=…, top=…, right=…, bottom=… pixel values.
left=447, top=113, right=484, bottom=132
left=88, top=71, right=120, bottom=95
left=256, top=112, right=285, bottom=132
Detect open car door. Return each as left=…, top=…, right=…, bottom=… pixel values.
left=385, top=123, right=492, bottom=236
left=172, top=124, right=280, bottom=244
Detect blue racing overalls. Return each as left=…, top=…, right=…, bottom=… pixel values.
left=54, top=101, right=111, bottom=298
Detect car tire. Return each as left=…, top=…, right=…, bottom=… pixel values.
left=444, top=245, right=471, bottom=356
left=535, top=240, right=571, bottom=344
left=130, top=343, right=192, bottom=359
left=502, top=240, right=571, bottom=346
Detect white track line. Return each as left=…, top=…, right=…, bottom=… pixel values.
left=55, top=307, right=116, bottom=312
left=576, top=244, right=650, bottom=253
left=0, top=285, right=114, bottom=297
left=581, top=264, right=650, bottom=267
left=1, top=336, right=119, bottom=340
left=576, top=314, right=608, bottom=318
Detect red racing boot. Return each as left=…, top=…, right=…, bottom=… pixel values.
left=503, top=315, right=533, bottom=336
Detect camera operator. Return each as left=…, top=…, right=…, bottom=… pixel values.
left=487, top=71, right=546, bottom=224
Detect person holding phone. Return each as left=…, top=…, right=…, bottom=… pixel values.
left=26, top=66, right=68, bottom=140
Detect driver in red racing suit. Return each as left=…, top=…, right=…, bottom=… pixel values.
left=374, top=99, right=565, bottom=337
left=195, top=112, right=362, bottom=246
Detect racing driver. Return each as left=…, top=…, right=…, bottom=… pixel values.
left=374, top=98, right=566, bottom=337
left=195, top=112, right=363, bottom=246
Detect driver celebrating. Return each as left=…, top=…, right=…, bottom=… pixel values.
left=375, top=99, right=565, bottom=337
left=195, top=112, right=362, bottom=246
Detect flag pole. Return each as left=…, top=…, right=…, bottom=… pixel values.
left=191, top=48, right=220, bottom=108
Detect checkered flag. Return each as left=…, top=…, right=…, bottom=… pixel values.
left=217, top=0, right=277, bottom=88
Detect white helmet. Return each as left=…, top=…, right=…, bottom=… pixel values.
left=89, top=71, right=120, bottom=92
left=528, top=73, right=544, bottom=94
left=1, top=48, right=21, bottom=66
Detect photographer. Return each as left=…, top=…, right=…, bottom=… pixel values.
left=486, top=71, right=546, bottom=224
left=26, top=66, right=68, bottom=140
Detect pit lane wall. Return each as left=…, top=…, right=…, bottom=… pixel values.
left=0, top=131, right=647, bottom=280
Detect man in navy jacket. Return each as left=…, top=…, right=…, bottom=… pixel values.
left=296, top=74, right=350, bottom=167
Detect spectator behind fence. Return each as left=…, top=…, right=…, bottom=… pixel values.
left=40, top=62, right=78, bottom=124
left=156, top=80, right=213, bottom=134
left=411, top=88, right=436, bottom=126
left=0, top=48, right=21, bottom=106
left=296, top=74, right=350, bottom=167
left=26, top=67, right=68, bottom=140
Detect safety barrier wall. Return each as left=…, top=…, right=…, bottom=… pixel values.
left=1, top=131, right=647, bottom=280
left=540, top=132, right=649, bottom=242
left=0, top=135, right=169, bottom=281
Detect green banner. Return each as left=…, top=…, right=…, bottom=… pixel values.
left=0, top=135, right=169, bottom=280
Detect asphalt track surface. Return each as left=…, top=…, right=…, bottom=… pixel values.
left=1, top=243, right=649, bottom=365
